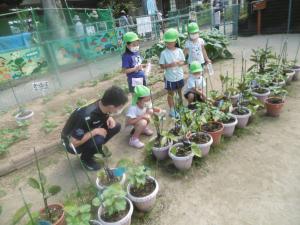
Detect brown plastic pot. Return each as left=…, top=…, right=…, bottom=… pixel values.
left=265, top=97, right=285, bottom=117
left=202, top=121, right=224, bottom=146
left=40, top=204, right=66, bottom=225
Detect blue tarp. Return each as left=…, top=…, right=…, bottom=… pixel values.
left=0, top=32, right=32, bottom=52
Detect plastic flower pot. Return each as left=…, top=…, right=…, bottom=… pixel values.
left=222, top=116, right=238, bottom=137
left=152, top=141, right=173, bottom=160
left=38, top=220, right=52, bottom=225
left=201, top=121, right=224, bottom=146
left=168, top=143, right=194, bottom=170
left=127, top=176, right=159, bottom=212
left=265, top=97, right=285, bottom=117
left=98, top=197, right=133, bottom=225
left=284, top=69, right=295, bottom=85
left=39, top=204, right=65, bottom=225
left=292, top=65, right=300, bottom=81
left=96, top=170, right=126, bottom=191
left=189, top=132, right=213, bottom=156
left=252, top=87, right=270, bottom=103
left=15, top=110, right=34, bottom=122
left=232, top=107, right=251, bottom=128
left=230, top=93, right=239, bottom=106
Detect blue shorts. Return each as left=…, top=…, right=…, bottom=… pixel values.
left=164, top=79, right=185, bottom=91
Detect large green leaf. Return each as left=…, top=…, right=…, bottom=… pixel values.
left=48, top=185, right=61, bottom=196
left=27, top=178, right=40, bottom=191
left=12, top=204, right=32, bottom=225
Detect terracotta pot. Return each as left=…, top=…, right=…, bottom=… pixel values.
left=40, top=204, right=65, bottom=225
left=190, top=132, right=213, bottom=156
left=96, top=169, right=126, bottom=191
left=265, top=97, right=285, bottom=117
left=152, top=141, right=173, bottom=160
left=252, top=88, right=270, bottom=103
left=127, top=176, right=159, bottom=212
left=222, top=116, right=238, bottom=137
left=232, top=107, right=251, bottom=128
left=292, top=65, right=300, bottom=81
left=169, top=143, right=194, bottom=170
left=98, top=197, right=133, bottom=225
left=202, top=122, right=224, bottom=146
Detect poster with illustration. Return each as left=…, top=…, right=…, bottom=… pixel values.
left=0, top=47, right=48, bottom=83
left=52, top=40, right=83, bottom=66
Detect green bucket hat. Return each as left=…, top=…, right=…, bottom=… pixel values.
left=188, top=22, right=199, bottom=34
left=123, top=32, right=139, bottom=43
left=190, top=61, right=203, bottom=73
left=132, top=85, right=150, bottom=105
left=163, top=28, right=179, bottom=43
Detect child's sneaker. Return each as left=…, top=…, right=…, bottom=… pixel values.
left=169, top=109, right=179, bottom=118
left=129, top=137, right=145, bottom=148
left=143, top=127, right=154, bottom=136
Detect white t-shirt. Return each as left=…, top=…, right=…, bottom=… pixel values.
left=126, top=105, right=146, bottom=119
left=184, top=38, right=205, bottom=64
left=184, top=74, right=206, bottom=94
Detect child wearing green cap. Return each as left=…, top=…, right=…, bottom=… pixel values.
left=122, top=32, right=146, bottom=93
left=184, top=22, right=211, bottom=66
left=126, top=85, right=154, bottom=148
left=184, top=61, right=206, bottom=109
left=159, top=28, right=185, bottom=118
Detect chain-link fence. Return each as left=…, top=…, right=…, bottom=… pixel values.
left=0, top=4, right=240, bottom=111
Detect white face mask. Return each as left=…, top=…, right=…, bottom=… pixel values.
left=190, top=33, right=199, bottom=40
left=130, top=46, right=140, bottom=53
left=144, top=101, right=153, bottom=109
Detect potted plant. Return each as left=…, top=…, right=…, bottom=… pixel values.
left=64, top=204, right=91, bottom=225
left=283, top=69, right=295, bottom=85
left=94, top=184, right=133, bottom=225
left=169, top=141, right=201, bottom=170
left=201, top=121, right=224, bottom=146
left=126, top=166, right=159, bottom=212
left=220, top=113, right=238, bottom=137
left=96, top=167, right=126, bottom=191
left=265, top=97, right=285, bottom=117
left=151, top=112, right=177, bottom=160
left=27, top=149, right=65, bottom=225
left=187, top=132, right=213, bottom=156
left=231, top=106, right=251, bottom=128
left=252, top=87, right=270, bottom=103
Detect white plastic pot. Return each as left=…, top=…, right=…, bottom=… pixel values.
left=190, top=132, right=213, bottom=156
left=230, top=93, right=239, bottom=106
left=15, top=110, right=34, bottom=122
left=222, top=116, right=238, bottom=137
left=98, top=197, right=133, bottom=225
left=285, top=69, right=295, bottom=85
left=96, top=171, right=126, bottom=191
left=232, top=107, right=251, bottom=128
left=292, top=65, right=300, bottom=81
left=169, top=143, right=194, bottom=170
left=252, top=88, right=270, bottom=103
left=127, top=176, right=159, bottom=212
left=152, top=141, right=173, bottom=160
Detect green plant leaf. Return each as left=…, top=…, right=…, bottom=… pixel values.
left=27, top=178, right=40, bottom=191
left=79, top=204, right=91, bottom=213
left=92, top=197, right=101, bottom=207
left=48, top=185, right=61, bottom=196
left=191, top=143, right=202, bottom=158
left=12, top=204, right=32, bottom=225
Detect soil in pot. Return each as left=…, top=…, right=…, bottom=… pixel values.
left=153, top=136, right=169, bottom=148
left=171, top=143, right=193, bottom=157
left=101, top=202, right=130, bottom=223
left=253, top=87, right=269, bottom=94
left=202, top=122, right=223, bottom=132
left=98, top=175, right=121, bottom=186
left=190, top=133, right=211, bottom=144
left=266, top=98, right=284, bottom=104
left=18, top=110, right=33, bottom=117
left=129, top=178, right=156, bottom=197
left=222, top=116, right=236, bottom=124
left=40, top=205, right=64, bottom=224
left=232, top=108, right=249, bottom=115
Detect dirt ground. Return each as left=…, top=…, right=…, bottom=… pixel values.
left=1, top=34, right=300, bottom=225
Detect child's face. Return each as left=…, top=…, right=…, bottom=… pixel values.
left=165, top=42, right=176, bottom=49
left=127, top=41, right=140, bottom=53
left=190, top=32, right=199, bottom=40
left=137, top=96, right=151, bottom=107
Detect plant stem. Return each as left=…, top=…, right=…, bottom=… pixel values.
left=33, top=148, right=51, bottom=220
left=19, top=188, right=35, bottom=225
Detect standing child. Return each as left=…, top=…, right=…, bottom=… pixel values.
left=126, top=85, right=154, bottom=148
left=184, top=22, right=211, bottom=66
left=122, top=32, right=146, bottom=93
left=184, top=61, right=206, bottom=109
left=159, top=28, right=185, bottom=118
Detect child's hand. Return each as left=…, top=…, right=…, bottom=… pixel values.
left=206, top=59, right=212, bottom=64
left=135, top=64, right=143, bottom=71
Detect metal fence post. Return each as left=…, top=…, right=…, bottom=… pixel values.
left=287, top=0, right=293, bottom=33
